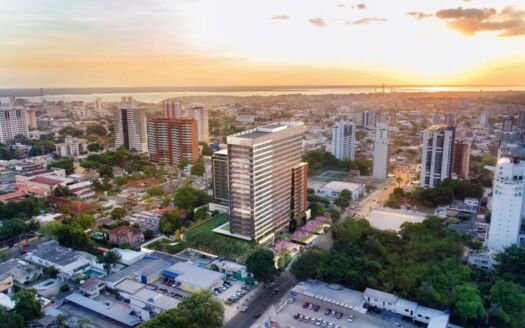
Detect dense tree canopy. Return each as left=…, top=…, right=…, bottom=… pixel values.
left=97, top=250, right=122, bottom=274
left=246, top=248, right=277, bottom=283
left=13, top=289, right=42, bottom=324
left=0, top=197, right=50, bottom=220
left=139, top=291, right=224, bottom=328
left=159, top=210, right=183, bottom=235
left=495, top=245, right=525, bottom=286
left=173, top=185, right=211, bottom=212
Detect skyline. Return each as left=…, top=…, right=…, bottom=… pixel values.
left=1, top=0, right=525, bottom=87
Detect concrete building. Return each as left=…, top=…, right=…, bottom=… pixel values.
left=361, top=111, right=380, bottom=128
left=480, top=112, right=489, bottom=126
left=79, top=278, right=106, bottom=298
left=26, top=107, right=37, bottom=129
left=317, top=181, right=364, bottom=200
left=94, top=97, right=102, bottom=112
left=164, top=99, right=184, bottom=119
left=147, top=118, right=199, bottom=166
left=187, top=104, right=209, bottom=142
left=211, top=149, right=229, bottom=206
left=331, top=120, right=356, bottom=160
left=445, top=113, right=455, bottom=126
left=291, top=162, right=309, bottom=221
left=487, top=156, right=525, bottom=251
left=0, top=259, right=42, bottom=285
left=420, top=125, right=455, bottom=188
left=502, top=116, right=514, bottom=132
left=163, top=262, right=225, bottom=293
left=0, top=99, right=29, bottom=144
left=227, top=122, right=306, bottom=242
left=431, top=113, right=441, bottom=125
left=452, top=139, right=471, bottom=179
left=25, top=241, right=92, bottom=278
left=55, top=137, right=88, bottom=157
left=108, top=226, right=145, bottom=247
left=372, top=123, right=389, bottom=179
left=114, top=97, right=148, bottom=153
left=519, top=112, right=525, bottom=130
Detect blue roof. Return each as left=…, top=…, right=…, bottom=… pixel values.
left=65, top=293, right=142, bottom=327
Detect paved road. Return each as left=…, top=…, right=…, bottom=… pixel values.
left=224, top=271, right=297, bottom=328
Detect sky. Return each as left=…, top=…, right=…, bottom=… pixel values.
left=1, top=0, right=525, bottom=87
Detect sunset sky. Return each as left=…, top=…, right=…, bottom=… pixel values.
left=1, top=0, right=525, bottom=87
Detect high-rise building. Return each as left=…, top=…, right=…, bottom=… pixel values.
left=502, top=116, right=514, bottom=132
left=480, top=112, right=489, bottom=126
left=94, top=97, right=102, bottom=112
left=211, top=149, right=229, bottom=206
left=331, top=120, right=356, bottom=160
left=487, top=155, right=525, bottom=251
left=147, top=118, right=199, bottom=166
left=452, top=140, right=471, bottom=179
left=389, top=112, right=397, bottom=125
left=26, top=108, right=37, bottom=129
left=420, top=125, right=455, bottom=188
left=291, top=162, right=309, bottom=222
left=164, top=99, right=184, bottom=119
left=55, top=137, right=88, bottom=157
left=187, top=104, right=209, bottom=142
left=361, top=111, right=380, bottom=127
left=431, top=113, right=441, bottom=125
left=373, top=123, right=389, bottom=179
left=518, top=112, right=525, bottom=130
left=114, top=97, right=148, bottom=153
left=445, top=113, right=455, bottom=126
left=227, top=122, right=306, bottom=242
left=0, top=98, right=29, bottom=144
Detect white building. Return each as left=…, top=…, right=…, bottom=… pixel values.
left=372, top=123, right=389, bottom=179
left=187, top=104, right=209, bottom=142
left=25, top=241, right=93, bottom=278
left=480, top=112, right=489, bottom=126
left=487, top=156, right=525, bottom=251
left=0, top=99, right=29, bottom=144
left=331, top=120, right=356, bottom=160
left=420, top=125, right=455, bottom=188
left=164, top=99, right=184, bottom=119
left=55, top=137, right=88, bottom=157
left=114, top=97, right=148, bottom=153
left=318, top=180, right=364, bottom=200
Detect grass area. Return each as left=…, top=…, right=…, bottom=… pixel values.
left=184, top=213, right=257, bottom=262
left=145, top=238, right=186, bottom=254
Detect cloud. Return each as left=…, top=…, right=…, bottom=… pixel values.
left=407, top=12, right=433, bottom=20
left=350, top=18, right=387, bottom=25
left=435, top=6, right=525, bottom=36
left=271, top=15, right=290, bottom=20
left=356, top=4, right=366, bottom=10
left=308, top=17, right=327, bottom=27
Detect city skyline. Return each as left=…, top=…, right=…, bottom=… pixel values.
left=1, top=0, right=525, bottom=88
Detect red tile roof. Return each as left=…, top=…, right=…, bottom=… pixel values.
left=30, top=176, right=63, bottom=186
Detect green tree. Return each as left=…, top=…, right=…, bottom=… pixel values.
left=143, top=229, right=154, bottom=240
left=0, top=309, right=24, bottom=328
left=139, top=291, right=223, bottom=328
left=191, top=158, right=205, bottom=176
left=60, top=283, right=71, bottom=293
left=87, top=143, right=102, bottom=152
left=174, top=185, right=211, bottom=211
left=159, top=210, right=183, bottom=235
left=97, top=250, right=122, bottom=275
left=0, top=218, right=27, bottom=243
left=291, top=248, right=324, bottom=281
left=111, top=207, right=126, bottom=220
left=488, top=280, right=525, bottom=328
left=495, top=245, right=525, bottom=285
left=71, top=214, right=96, bottom=230
left=13, top=289, right=42, bottom=323
left=327, top=209, right=340, bottom=222
left=339, top=189, right=352, bottom=201
left=178, top=158, right=191, bottom=170
left=334, top=196, right=350, bottom=210
left=53, top=185, right=73, bottom=197
left=48, top=158, right=74, bottom=175
left=246, top=248, right=276, bottom=283
left=147, top=186, right=164, bottom=197
left=452, top=283, right=486, bottom=324
left=59, top=126, right=83, bottom=137
left=86, top=124, right=107, bottom=136
left=310, top=202, right=325, bottom=218
left=199, top=142, right=213, bottom=156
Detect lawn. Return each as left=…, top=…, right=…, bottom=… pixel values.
left=144, top=237, right=186, bottom=254
left=184, top=213, right=257, bottom=262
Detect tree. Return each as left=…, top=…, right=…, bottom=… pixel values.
left=147, top=186, right=164, bottom=197
left=174, top=185, right=211, bottom=211
left=87, top=143, right=102, bottom=152
left=0, top=309, right=24, bottom=328
left=159, top=210, right=183, bottom=236
left=97, top=250, right=122, bottom=275
left=246, top=248, right=276, bottom=283
left=43, top=266, right=59, bottom=278
left=495, top=245, right=525, bottom=285
left=334, top=196, right=350, bottom=210
left=178, top=158, right=191, bottom=170
left=139, top=291, right=224, bottom=328
left=339, top=189, right=352, bottom=202
left=327, top=209, right=340, bottom=222
left=452, top=283, right=486, bottom=324
left=13, top=289, right=42, bottom=323
left=199, top=142, right=213, bottom=156
left=143, top=229, right=154, bottom=240
left=191, top=158, right=205, bottom=176
left=291, top=248, right=324, bottom=281
left=53, top=185, right=73, bottom=197
left=48, top=159, right=74, bottom=175
left=59, top=126, right=83, bottom=137
left=71, top=214, right=96, bottom=230
left=86, top=124, right=107, bottom=136
left=310, top=202, right=325, bottom=218
left=0, top=218, right=27, bottom=243
left=111, top=207, right=126, bottom=220
left=60, top=283, right=71, bottom=293
left=488, top=280, right=525, bottom=328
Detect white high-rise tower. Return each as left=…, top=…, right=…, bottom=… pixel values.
left=114, top=97, right=148, bottom=153
left=187, top=104, right=209, bottom=142
left=373, top=123, right=389, bottom=179
left=420, top=125, right=455, bottom=188
left=331, top=120, right=356, bottom=160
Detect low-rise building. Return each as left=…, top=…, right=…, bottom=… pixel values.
left=105, top=257, right=171, bottom=289
left=163, top=262, right=225, bottom=293
left=317, top=181, right=364, bottom=200
left=79, top=278, right=106, bottom=298
left=0, top=258, right=43, bottom=284
left=55, top=137, right=88, bottom=157
left=108, top=226, right=145, bottom=246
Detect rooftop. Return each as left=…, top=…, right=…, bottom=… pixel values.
left=165, top=262, right=224, bottom=289
left=106, top=257, right=171, bottom=284
left=31, top=240, right=84, bottom=266
left=320, top=180, right=362, bottom=192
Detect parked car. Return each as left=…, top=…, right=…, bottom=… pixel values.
left=313, top=304, right=320, bottom=312
left=347, top=315, right=354, bottom=322
left=303, top=302, right=310, bottom=309
left=325, top=309, right=332, bottom=315
left=241, top=306, right=248, bottom=312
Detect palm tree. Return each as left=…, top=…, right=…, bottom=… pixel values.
left=97, top=250, right=122, bottom=275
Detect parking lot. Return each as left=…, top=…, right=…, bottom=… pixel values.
left=215, top=279, right=259, bottom=322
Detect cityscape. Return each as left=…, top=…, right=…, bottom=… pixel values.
left=1, top=1, right=525, bottom=328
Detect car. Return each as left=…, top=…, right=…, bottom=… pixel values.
left=213, top=291, right=219, bottom=296
left=241, top=306, right=248, bottom=312
left=347, top=315, right=354, bottom=322
left=294, top=313, right=300, bottom=319
left=321, top=321, right=328, bottom=327
left=393, top=322, right=402, bottom=327
left=253, top=312, right=261, bottom=319
left=325, top=309, right=332, bottom=315
left=313, top=304, right=320, bottom=312
left=328, top=323, right=334, bottom=328
left=335, top=312, right=343, bottom=319
left=308, top=303, right=314, bottom=310
left=303, top=302, right=310, bottom=309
